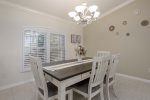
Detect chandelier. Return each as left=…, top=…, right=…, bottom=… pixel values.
left=68, top=3, right=100, bottom=25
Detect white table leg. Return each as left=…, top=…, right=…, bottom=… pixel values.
left=58, top=84, right=66, bottom=100
left=68, top=90, right=73, bottom=100
left=105, top=70, right=110, bottom=100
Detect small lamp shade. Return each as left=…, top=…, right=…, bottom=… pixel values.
left=93, top=12, right=100, bottom=18
left=88, top=5, right=98, bottom=12
left=68, top=12, right=77, bottom=18
left=75, top=5, right=86, bottom=13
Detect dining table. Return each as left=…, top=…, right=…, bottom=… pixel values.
left=43, top=57, right=93, bottom=100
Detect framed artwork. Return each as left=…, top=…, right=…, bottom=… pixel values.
left=71, top=34, right=76, bottom=43
left=76, top=35, right=81, bottom=43
left=71, top=34, right=81, bottom=43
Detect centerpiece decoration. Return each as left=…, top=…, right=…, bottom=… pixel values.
left=75, top=45, right=87, bottom=62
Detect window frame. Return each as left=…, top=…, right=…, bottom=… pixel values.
left=22, top=27, right=67, bottom=72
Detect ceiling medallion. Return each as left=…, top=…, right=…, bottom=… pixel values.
left=68, top=3, right=100, bottom=26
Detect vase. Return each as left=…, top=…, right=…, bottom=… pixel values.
left=77, top=56, right=82, bottom=63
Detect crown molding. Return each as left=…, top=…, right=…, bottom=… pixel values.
left=99, top=0, right=135, bottom=19
left=0, top=0, right=135, bottom=28
left=0, top=0, right=77, bottom=25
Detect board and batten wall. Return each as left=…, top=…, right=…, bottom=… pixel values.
left=83, top=0, right=150, bottom=80
left=0, top=2, right=83, bottom=89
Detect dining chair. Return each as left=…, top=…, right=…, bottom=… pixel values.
left=30, top=56, right=72, bottom=100
left=105, top=53, right=120, bottom=100
left=97, top=51, right=110, bottom=57
left=72, top=56, right=110, bottom=100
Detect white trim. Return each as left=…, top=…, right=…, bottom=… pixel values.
left=0, top=0, right=135, bottom=27
left=23, top=26, right=67, bottom=35
left=0, top=0, right=75, bottom=25
left=99, top=0, right=135, bottom=19
left=116, top=73, right=150, bottom=84
left=0, top=79, right=34, bottom=91
left=0, top=73, right=150, bottom=91
left=22, top=27, right=67, bottom=72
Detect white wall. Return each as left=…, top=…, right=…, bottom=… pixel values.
left=0, top=2, right=83, bottom=89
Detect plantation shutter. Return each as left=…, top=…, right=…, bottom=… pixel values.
left=50, top=33, right=65, bottom=62
left=23, top=30, right=47, bottom=71
left=23, top=29, right=65, bottom=72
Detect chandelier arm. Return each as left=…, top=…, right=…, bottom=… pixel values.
left=68, top=3, right=100, bottom=25
left=78, top=12, right=83, bottom=20
left=84, top=7, right=88, bottom=17
left=91, top=12, right=95, bottom=19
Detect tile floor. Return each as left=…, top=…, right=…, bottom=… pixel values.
left=0, top=75, right=150, bottom=100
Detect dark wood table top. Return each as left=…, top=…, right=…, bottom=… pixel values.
left=43, top=57, right=92, bottom=81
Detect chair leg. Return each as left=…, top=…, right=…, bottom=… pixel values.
left=111, top=84, right=119, bottom=99
left=88, top=98, right=91, bottom=100
left=100, top=87, right=104, bottom=100
left=104, top=85, right=109, bottom=100
left=105, top=85, right=110, bottom=100
left=68, top=90, right=73, bottom=100
left=43, top=97, right=48, bottom=100
left=35, top=91, right=39, bottom=100
left=88, top=94, right=92, bottom=100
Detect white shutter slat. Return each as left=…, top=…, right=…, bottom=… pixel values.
left=23, top=29, right=65, bottom=72
left=50, top=33, right=65, bottom=62
left=23, top=30, right=47, bottom=72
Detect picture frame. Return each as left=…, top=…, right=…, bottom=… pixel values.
left=76, top=35, right=81, bottom=43
left=71, top=34, right=81, bottom=43
left=71, top=34, right=76, bottom=43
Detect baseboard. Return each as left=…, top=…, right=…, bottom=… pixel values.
left=0, top=79, right=34, bottom=91
left=0, top=73, right=150, bottom=91
left=116, top=73, right=150, bottom=84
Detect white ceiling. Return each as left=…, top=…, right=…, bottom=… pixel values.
left=3, top=0, right=134, bottom=21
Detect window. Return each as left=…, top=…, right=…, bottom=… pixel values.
left=23, top=28, right=65, bottom=72
left=50, top=33, right=65, bottom=61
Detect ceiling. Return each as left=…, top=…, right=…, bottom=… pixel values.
left=3, top=0, right=134, bottom=21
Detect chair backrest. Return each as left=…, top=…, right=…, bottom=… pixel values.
left=97, top=51, right=110, bottom=57
left=30, top=56, right=48, bottom=94
left=109, top=53, right=120, bottom=78
left=89, top=56, right=110, bottom=88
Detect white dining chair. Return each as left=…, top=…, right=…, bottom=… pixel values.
left=72, top=56, right=110, bottom=100
left=97, top=51, right=110, bottom=57
left=30, top=56, right=72, bottom=100
left=105, top=53, right=120, bottom=100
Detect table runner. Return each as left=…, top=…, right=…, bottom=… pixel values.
left=43, top=59, right=93, bottom=71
